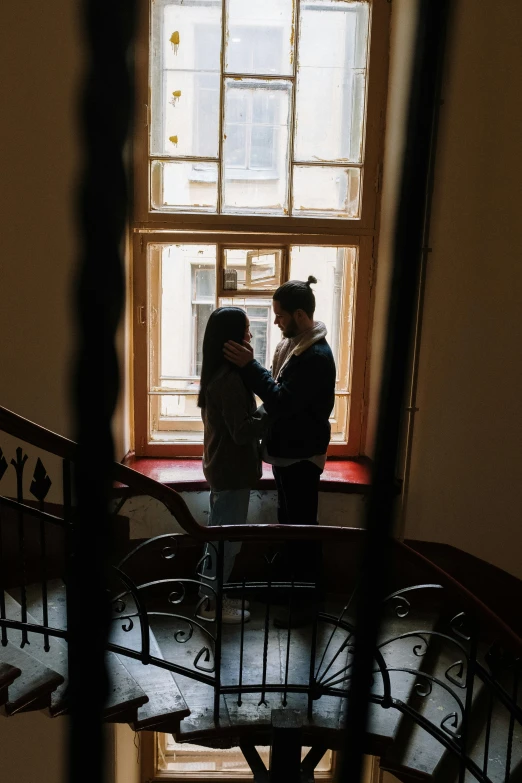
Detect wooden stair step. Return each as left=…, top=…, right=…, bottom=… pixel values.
left=380, top=630, right=476, bottom=779
left=363, top=609, right=440, bottom=754
left=433, top=654, right=522, bottom=783
left=0, top=662, right=22, bottom=707
left=3, top=590, right=70, bottom=713
left=0, top=642, right=64, bottom=715
left=150, top=599, right=439, bottom=750
left=8, top=582, right=149, bottom=721
left=108, top=606, right=189, bottom=731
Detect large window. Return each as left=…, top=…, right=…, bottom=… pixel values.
left=133, top=0, right=390, bottom=456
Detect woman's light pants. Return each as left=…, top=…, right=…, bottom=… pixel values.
left=200, top=488, right=250, bottom=598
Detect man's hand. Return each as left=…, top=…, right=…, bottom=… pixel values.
left=223, top=340, right=254, bottom=368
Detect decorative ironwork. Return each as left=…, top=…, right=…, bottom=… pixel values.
left=0, top=447, right=8, bottom=482
left=29, top=458, right=52, bottom=502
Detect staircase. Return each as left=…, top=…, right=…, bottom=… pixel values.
left=0, top=405, right=521, bottom=782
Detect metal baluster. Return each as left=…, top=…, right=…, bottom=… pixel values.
left=237, top=576, right=246, bottom=707
left=483, top=691, right=494, bottom=778
left=458, top=624, right=477, bottom=783
left=0, top=510, right=6, bottom=646
left=504, top=664, right=518, bottom=782
left=283, top=576, right=294, bottom=708
left=11, top=448, right=28, bottom=647
left=308, top=583, right=319, bottom=720
left=213, top=539, right=224, bottom=723
left=39, top=498, right=50, bottom=652
left=260, top=565, right=272, bottom=707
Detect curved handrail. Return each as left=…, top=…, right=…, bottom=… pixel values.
left=2, top=403, right=521, bottom=657
left=395, top=539, right=522, bottom=656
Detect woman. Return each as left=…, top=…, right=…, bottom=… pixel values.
left=197, top=307, right=265, bottom=624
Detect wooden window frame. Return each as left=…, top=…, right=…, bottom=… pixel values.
left=140, top=731, right=339, bottom=782
left=132, top=0, right=391, bottom=458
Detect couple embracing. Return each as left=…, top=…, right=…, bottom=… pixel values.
left=198, top=276, right=336, bottom=627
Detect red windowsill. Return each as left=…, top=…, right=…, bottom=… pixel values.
left=123, top=456, right=372, bottom=494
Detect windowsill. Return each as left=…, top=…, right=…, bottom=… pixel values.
left=123, top=456, right=372, bottom=494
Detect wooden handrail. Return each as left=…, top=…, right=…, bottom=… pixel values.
left=395, top=539, right=522, bottom=656
left=2, top=404, right=521, bottom=655
left=0, top=405, right=77, bottom=460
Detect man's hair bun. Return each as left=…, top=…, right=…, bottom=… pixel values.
left=306, top=275, right=318, bottom=286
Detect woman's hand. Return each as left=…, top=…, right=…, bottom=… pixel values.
left=223, top=340, right=254, bottom=367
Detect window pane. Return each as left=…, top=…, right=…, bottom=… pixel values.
left=157, top=734, right=333, bottom=775
left=330, top=394, right=350, bottom=442
left=150, top=395, right=203, bottom=442
left=151, top=4, right=221, bottom=157
left=223, top=248, right=282, bottom=292
left=225, top=0, right=294, bottom=76
left=294, top=1, right=369, bottom=164
left=290, top=245, right=357, bottom=393
left=223, top=79, right=291, bottom=214
left=151, top=160, right=218, bottom=212
left=292, top=165, right=361, bottom=218
left=157, top=244, right=216, bottom=380
left=219, top=297, right=280, bottom=368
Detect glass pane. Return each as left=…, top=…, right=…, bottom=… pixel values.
left=150, top=395, right=204, bottom=442
left=158, top=735, right=333, bottom=774
left=292, top=165, right=361, bottom=218
left=330, top=394, right=350, bottom=442
left=151, top=160, right=218, bottom=212
left=223, top=248, right=282, bottom=292
left=225, top=0, right=294, bottom=76
left=156, top=244, right=216, bottom=380
left=294, top=1, right=369, bottom=164
left=290, top=245, right=357, bottom=392
left=151, top=3, right=222, bottom=157
left=219, top=297, right=280, bottom=368
left=223, top=79, right=291, bottom=214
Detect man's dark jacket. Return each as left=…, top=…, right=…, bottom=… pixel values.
left=241, top=338, right=336, bottom=459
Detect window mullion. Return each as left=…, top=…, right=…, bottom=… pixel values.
left=287, top=0, right=301, bottom=218
left=217, top=0, right=227, bottom=214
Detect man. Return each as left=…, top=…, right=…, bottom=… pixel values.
left=224, top=275, right=336, bottom=626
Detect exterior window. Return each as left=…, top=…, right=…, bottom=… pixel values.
left=153, top=733, right=334, bottom=779
left=133, top=0, right=391, bottom=456
left=148, top=0, right=370, bottom=218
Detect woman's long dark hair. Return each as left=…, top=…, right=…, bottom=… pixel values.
left=197, top=307, right=248, bottom=408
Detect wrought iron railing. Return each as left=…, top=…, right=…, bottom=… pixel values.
left=0, top=404, right=521, bottom=782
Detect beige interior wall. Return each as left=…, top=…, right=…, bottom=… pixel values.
left=0, top=713, right=66, bottom=783
left=0, top=3, right=81, bottom=440
left=368, top=1, right=522, bottom=578
left=402, top=0, right=522, bottom=578
left=0, top=2, right=129, bottom=458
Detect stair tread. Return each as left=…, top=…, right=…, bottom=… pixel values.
left=150, top=599, right=438, bottom=746
left=436, top=662, right=522, bottom=783
left=7, top=582, right=149, bottom=719
left=107, top=595, right=189, bottom=729
left=0, top=661, right=22, bottom=690
left=0, top=642, right=64, bottom=715
left=381, top=636, right=478, bottom=778
left=6, top=584, right=150, bottom=718
left=365, top=609, right=440, bottom=749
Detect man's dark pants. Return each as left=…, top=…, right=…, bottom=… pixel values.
left=272, top=461, right=322, bottom=592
